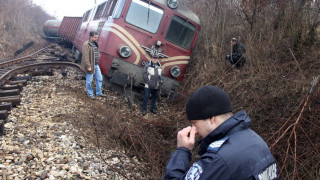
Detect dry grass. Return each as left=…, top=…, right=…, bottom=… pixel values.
left=171, top=0, right=320, bottom=179
left=0, top=0, right=53, bottom=59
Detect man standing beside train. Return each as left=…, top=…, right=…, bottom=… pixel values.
left=81, top=31, right=107, bottom=100
left=142, top=55, right=164, bottom=115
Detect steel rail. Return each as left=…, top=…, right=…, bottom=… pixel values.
left=0, top=45, right=53, bottom=68
left=0, top=62, right=84, bottom=87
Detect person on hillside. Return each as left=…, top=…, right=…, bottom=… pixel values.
left=226, top=37, right=246, bottom=68
left=80, top=31, right=107, bottom=100
left=162, top=86, right=277, bottom=179
left=142, top=55, right=164, bottom=115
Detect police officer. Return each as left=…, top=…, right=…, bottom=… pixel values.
left=142, top=55, right=164, bottom=115
left=162, top=86, right=277, bottom=179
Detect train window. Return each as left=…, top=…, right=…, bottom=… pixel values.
left=82, top=10, right=91, bottom=22
left=109, top=0, right=118, bottom=17
left=102, top=0, right=112, bottom=17
left=94, top=2, right=106, bottom=20
left=112, top=0, right=126, bottom=18
left=166, top=16, right=196, bottom=49
left=125, top=0, right=163, bottom=33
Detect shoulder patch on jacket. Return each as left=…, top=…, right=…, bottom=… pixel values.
left=256, top=163, right=277, bottom=180
left=207, top=137, right=229, bottom=153
left=185, top=162, right=202, bottom=180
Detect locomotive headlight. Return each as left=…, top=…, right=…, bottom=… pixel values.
left=170, top=66, right=181, bottom=78
left=119, top=46, right=131, bottom=58
left=167, top=0, right=178, bottom=9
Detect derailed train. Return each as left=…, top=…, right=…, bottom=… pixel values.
left=44, top=0, right=200, bottom=96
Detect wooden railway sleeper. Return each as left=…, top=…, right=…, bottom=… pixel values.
left=0, top=95, right=21, bottom=106
left=29, top=70, right=54, bottom=77
left=0, top=89, right=20, bottom=96
left=9, top=79, right=28, bottom=86
left=0, top=110, right=8, bottom=120
left=2, top=84, right=23, bottom=91
left=0, top=120, right=4, bottom=135
left=11, top=75, right=32, bottom=81
left=0, top=103, right=13, bottom=111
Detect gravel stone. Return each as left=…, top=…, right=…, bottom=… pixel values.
left=0, top=69, right=147, bottom=179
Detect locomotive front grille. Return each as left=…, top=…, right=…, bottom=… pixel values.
left=108, top=58, right=180, bottom=96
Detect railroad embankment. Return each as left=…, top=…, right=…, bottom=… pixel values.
left=1, top=69, right=148, bottom=179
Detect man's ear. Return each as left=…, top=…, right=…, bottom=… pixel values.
left=209, top=116, right=215, bottom=124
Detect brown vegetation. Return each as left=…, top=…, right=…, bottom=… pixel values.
left=0, top=0, right=52, bottom=59
left=0, top=0, right=319, bottom=179
left=109, top=0, right=320, bottom=179
left=167, top=0, right=320, bottom=179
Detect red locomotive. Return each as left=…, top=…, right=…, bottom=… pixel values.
left=55, top=0, right=200, bottom=96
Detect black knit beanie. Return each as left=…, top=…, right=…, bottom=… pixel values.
left=186, top=86, right=233, bottom=120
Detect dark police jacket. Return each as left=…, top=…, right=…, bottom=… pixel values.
left=143, top=60, right=164, bottom=90
left=162, top=111, right=277, bottom=180
left=231, top=42, right=246, bottom=62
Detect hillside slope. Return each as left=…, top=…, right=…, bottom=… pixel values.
left=0, top=0, right=52, bottom=60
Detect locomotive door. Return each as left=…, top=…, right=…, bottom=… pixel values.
left=78, top=10, right=92, bottom=47
left=97, top=21, right=105, bottom=34
left=96, top=0, right=114, bottom=40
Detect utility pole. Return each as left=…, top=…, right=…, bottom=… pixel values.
left=94, top=0, right=96, bottom=4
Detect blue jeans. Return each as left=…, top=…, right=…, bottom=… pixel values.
left=86, top=65, right=103, bottom=96
left=142, top=88, right=159, bottom=111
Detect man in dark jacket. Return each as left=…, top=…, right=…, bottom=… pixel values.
left=226, top=38, right=246, bottom=68
left=142, top=56, right=164, bottom=115
left=162, top=86, right=277, bottom=180
left=80, top=31, right=107, bottom=100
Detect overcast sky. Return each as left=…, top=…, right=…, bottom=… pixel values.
left=32, top=0, right=105, bottom=20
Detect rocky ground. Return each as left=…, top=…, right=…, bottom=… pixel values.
left=0, top=68, right=149, bottom=179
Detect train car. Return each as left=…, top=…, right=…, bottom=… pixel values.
left=72, top=0, right=200, bottom=96
left=58, top=17, right=82, bottom=43
left=43, top=20, right=62, bottom=37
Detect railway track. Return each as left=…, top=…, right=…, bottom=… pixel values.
left=0, top=45, right=84, bottom=135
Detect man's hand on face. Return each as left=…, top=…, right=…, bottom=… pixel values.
left=88, top=68, right=92, bottom=72
left=177, top=126, right=197, bottom=151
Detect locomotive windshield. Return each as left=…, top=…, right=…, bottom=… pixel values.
left=166, top=16, right=196, bottom=49
left=125, top=0, right=163, bottom=33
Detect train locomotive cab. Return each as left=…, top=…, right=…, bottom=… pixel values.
left=73, top=0, right=200, bottom=96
